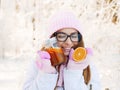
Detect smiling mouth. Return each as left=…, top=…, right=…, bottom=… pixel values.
left=63, top=48, right=71, bottom=52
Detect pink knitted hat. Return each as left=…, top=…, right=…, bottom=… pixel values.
left=48, top=11, right=82, bottom=37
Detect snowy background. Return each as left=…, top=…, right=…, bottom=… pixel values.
left=0, top=0, right=120, bottom=90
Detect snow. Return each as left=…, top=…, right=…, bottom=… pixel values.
left=0, top=0, right=120, bottom=90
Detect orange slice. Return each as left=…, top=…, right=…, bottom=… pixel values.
left=72, top=47, right=86, bottom=62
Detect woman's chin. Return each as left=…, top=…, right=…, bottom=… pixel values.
left=64, top=52, right=69, bottom=56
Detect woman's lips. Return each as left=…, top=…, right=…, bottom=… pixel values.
left=63, top=48, right=71, bottom=52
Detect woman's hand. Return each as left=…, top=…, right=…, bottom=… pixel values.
left=36, top=50, right=57, bottom=74
left=67, top=48, right=92, bottom=70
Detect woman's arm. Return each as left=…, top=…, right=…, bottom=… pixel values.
left=23, top=60, right=58, bottom=90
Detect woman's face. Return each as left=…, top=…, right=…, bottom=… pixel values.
left=56, top=28, right=79, bottom=56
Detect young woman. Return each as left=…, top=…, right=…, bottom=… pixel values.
left=23, top=11, right=101, bottom=90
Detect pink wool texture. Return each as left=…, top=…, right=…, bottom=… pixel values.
left=48, top=11, right=83, bottom=37
left=67, top=48, right=92, bottom=70
left=86, top=47, right=93, bottom=56
left=36, top=51, right=57, bottom=74
left=37, top=50, right=50, bottom=59
left=36, top=50, right=51, bottom=69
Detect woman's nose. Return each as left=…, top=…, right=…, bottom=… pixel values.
left=65, top=37, right=72, bottom=44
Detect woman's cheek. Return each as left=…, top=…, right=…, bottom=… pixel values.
left=57, top=42, right=62, bottom=47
